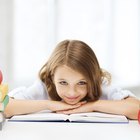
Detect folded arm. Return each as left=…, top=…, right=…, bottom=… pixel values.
left=57, top=97, right=140, bottom=120
left=4, top=98, right=85, bottom=118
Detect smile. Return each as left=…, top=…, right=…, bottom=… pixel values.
left=65, top=96, right=80, bottom=100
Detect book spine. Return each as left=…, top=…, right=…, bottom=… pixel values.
left=0, top=84, right=8, bottom=102
left=0, top=95, right=9, bottom=112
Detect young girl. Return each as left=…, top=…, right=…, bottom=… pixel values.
left=5, top=39, right=139, bottom=119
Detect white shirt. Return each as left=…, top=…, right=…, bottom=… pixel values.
left=8, top=79, right=135, bottom=100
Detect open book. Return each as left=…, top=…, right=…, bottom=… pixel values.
left=9, top=110, right=128, bottom=123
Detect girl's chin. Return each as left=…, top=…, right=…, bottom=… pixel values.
left=64, top=100, right=79, bottom=105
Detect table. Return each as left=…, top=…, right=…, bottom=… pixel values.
left=0, top=120, right=139, bottom=140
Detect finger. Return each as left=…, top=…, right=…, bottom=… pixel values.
left=63, top=111, right=75, bottom=115
left=66, top=101, right=87, bottom=110
left=56, top=111, right=63, bottom=114
left=56, top=108, right=75, bottom=114
left=80, top=100, right=87, bottom=105
left=56, top=110, right=72, bottom=114
left=71, top=101, right=85, bottom=107
left=69, top=103, right=81, bottom=108
left=62, top=109, right=78, bottom=114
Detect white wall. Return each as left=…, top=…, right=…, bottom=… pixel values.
left=0, top=0, right=13, bottom=84
left=12, top=0, right=56, bottom=87
left=0, top=0, right=140, bottom=96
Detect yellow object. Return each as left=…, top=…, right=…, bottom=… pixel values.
left=0, top=84, right=8, bottom=102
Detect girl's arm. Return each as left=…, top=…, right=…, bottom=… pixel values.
left=4, top=98, right=85, bottom=118
left=58, top=97, right=140, bottom=120
left=92, top=97, right=140, bottom=119
left=4, top=98, right=49, bottom=118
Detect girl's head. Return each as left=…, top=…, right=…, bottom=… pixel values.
left=39, top=39, right=110, bottom=104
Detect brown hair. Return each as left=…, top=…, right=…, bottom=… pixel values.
left=39, top=39, right=111, bottom=101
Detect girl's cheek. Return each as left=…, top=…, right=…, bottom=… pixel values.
left=56, top=86, right=67, bottom=96
left=77, top=87, right=87, bottom=94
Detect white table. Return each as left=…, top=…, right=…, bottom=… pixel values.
left=0, top=121, right=139, bottom=140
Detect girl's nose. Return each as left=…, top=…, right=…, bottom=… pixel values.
left=67, top=87, right=77, bottom=97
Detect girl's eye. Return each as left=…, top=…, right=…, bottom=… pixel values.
left=78, top=81, right=87, bottom=85
left=59, top=81, right=68, bottom=85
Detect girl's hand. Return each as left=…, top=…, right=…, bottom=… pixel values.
left=46, top=100, right=86, bottom=112
left=56, top=102, right=94, bottom=114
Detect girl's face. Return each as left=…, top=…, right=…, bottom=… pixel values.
left=53, top=65, right=88, bottom=105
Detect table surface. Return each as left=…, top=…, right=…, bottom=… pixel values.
left=0, top=120, right=140, bottom=140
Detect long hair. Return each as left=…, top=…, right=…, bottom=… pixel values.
left=39, top=39, right=111, bottom=101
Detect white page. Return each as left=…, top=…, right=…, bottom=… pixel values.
left=9, top=111, right=128, bottom=123
left=10, top=112, right=68, bottom=121
left=69, top=112, right=128, bottom=123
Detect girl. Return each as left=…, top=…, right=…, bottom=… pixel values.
left=5, top=39, right=139, bottom=119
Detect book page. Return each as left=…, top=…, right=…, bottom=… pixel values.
left=70, top=112, right=125, bottom=118
left=69, top=112, right=128, bottom=123
left=9, top=111, right=128, bottom=123
left=10, top=110, right=69, bottom=122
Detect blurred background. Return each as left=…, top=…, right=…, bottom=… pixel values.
left=0, top=0, right=140, bottom=97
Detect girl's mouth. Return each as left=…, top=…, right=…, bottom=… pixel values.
left=65, top=96, right=80, bottom=101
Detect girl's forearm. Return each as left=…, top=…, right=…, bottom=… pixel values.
left=4, top=98, right=83, bottom=118
left=92, top=97, right=140, bottom=119
left=4, top=98, right=50, bottom=118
